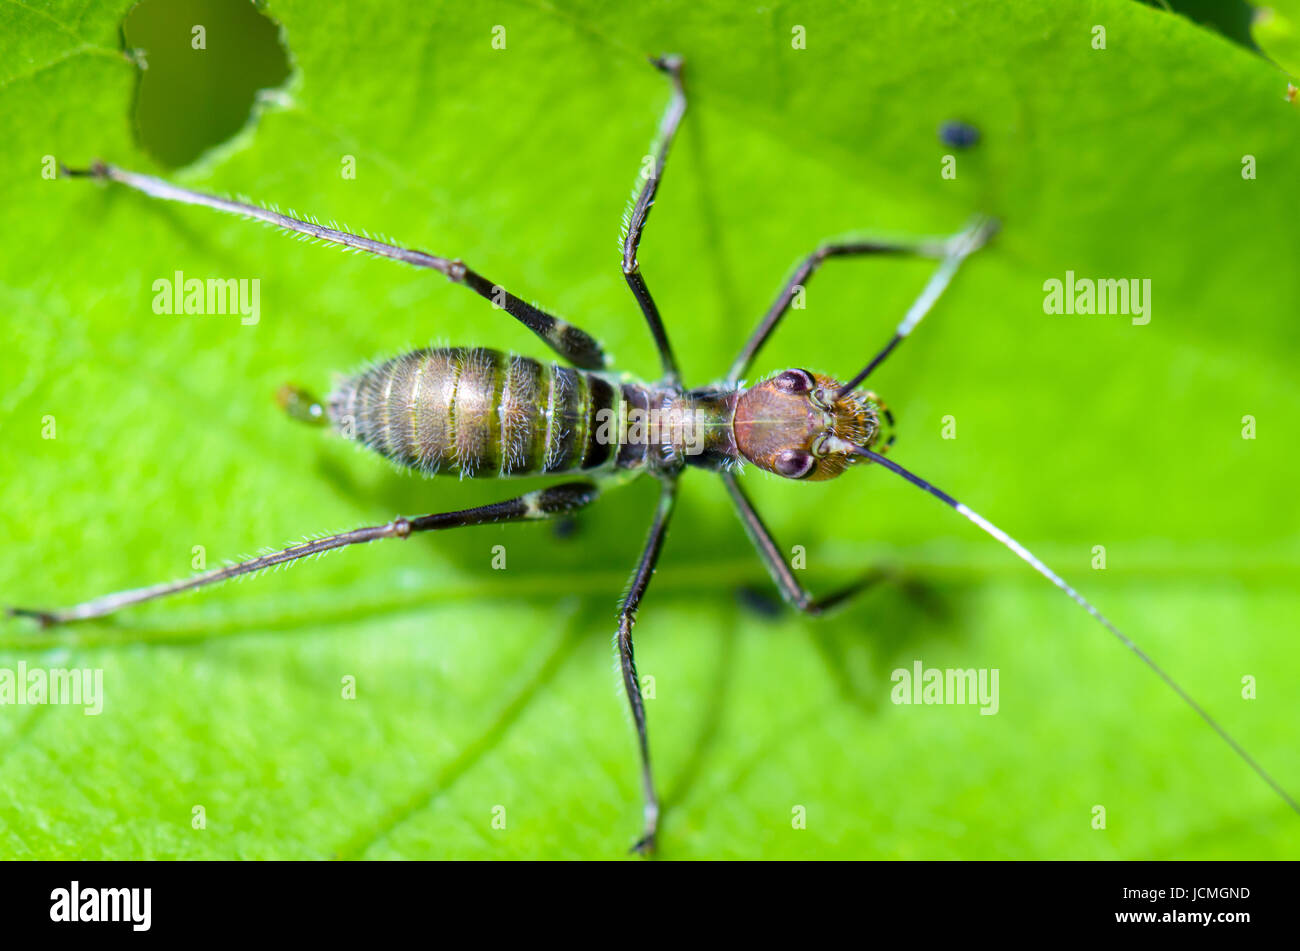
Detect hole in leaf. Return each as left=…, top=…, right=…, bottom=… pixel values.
left=124, top=0, right=293, bottom=169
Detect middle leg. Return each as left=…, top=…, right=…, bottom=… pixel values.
left=622, top=55, right=688, bottom=385
left=617, top=477, right=678, bottom=853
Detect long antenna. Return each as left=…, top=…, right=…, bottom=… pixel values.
left=850, top=444, right=1300, bottom=817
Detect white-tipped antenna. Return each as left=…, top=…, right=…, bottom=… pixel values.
left=850, top=444, right=1300, bottom=817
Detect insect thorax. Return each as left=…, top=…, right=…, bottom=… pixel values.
left=327, top=347, right=740, bottom=478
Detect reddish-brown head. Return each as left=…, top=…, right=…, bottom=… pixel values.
left=733, top=369, right=893, bottom=480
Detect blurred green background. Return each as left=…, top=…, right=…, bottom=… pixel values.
left=1, top=0, right=1298, bottom=859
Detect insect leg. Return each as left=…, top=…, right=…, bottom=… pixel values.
left=622, top=56, right=686, bottom=385
left=9, top=482, right=599, bottom=628
left=59, top=162, right=608, bottom=370
left=727, top=216, right=999, bottom=384
left=721, top=473, right=886, bottom=614
left=617, top=478, right=677, bottom=854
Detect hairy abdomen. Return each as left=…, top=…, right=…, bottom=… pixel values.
left=327, top=347, right=619, bottom=477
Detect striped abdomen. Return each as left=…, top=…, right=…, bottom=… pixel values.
left=327, top=347, right=624, bottom=477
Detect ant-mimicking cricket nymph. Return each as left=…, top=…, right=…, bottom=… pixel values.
left=12, top=54, right=1298, bottom=855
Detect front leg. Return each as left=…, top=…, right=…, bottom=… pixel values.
left=727, top=216, right=999, bottom=385
left=722, top=473, right=887, bottom=614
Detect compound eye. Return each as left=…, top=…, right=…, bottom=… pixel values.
left=773, top=449, right=816, bottom=479
left=774, top=369, right=815, bottom=393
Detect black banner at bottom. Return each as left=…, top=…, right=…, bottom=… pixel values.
left=0, top=859, right=1291, bottom=937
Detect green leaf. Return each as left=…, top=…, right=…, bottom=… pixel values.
left=2, top=0, right=1298, bottom=859
left=1254, top=2, right=1300, bottom=77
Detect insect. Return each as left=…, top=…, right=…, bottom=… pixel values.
left=13, top=55, right=1297, bottom=854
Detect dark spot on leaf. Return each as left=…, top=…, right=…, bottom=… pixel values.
left=938, top=120, right=980, bottom=149
left=736, top=584, right=783, bottom=619
left=124, top=0, right=293, bottom=169
left=552, top=515, right=581, bottom=540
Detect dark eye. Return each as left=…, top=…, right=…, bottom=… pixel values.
left=774, top=369, right=815, bottom=393
left=773, top=449, right=816, bottom=479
